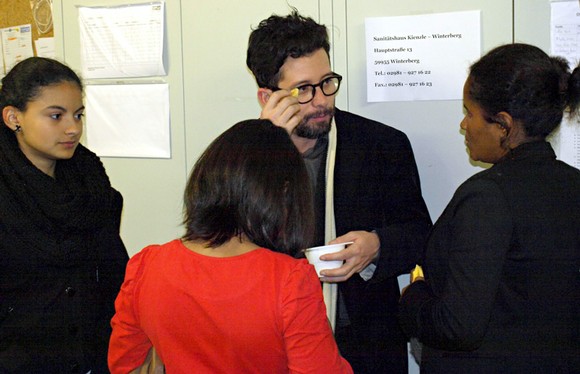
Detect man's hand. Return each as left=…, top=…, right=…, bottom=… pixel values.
left=258, top=89, right=302, bottom=134
left=319, top=231, right=380, bottom=283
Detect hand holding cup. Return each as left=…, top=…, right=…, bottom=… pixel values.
left=304, top=242, right=354, bottom=278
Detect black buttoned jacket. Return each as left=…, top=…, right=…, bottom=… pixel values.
left=399, top=141, right=580, bottom=373
left=313, top=108, right=432, bottom=374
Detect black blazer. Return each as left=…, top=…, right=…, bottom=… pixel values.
left=399, top=141, right=580, bottom=373
left=316, top=109, right=432, bottom=373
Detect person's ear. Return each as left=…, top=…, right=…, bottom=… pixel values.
left=2, top=106, right=21, bottom=131
left=257, top=88, right=272, bottom=107
left=494, top=111, right=517, bottom=148
left=494, top=111, right=513, bottom=135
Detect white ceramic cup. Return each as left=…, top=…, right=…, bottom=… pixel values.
left=304, top=242, right=353, bottom=277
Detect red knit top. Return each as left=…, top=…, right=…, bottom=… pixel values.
left=108, top=239, right=352, bottom=374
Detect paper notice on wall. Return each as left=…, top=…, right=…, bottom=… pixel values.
left=85, top=83, right=171, bottom=158
left=1, top=24, right=34, bottom=73
left=551, top=1, right=580, bottom=169
left=35, top=37, right=55, bottom=58
left=0, top=38, right=4, bottom=78
left=78, top=2, right=165, bottom=79
left=558, top=116, right=580, bottom=169
left=365, top=10, right=481, bottom=102
left=551, top=1, right=580, bottom=66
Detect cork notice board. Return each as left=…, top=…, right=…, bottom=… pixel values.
left=0, top=0, right=54, bottom=73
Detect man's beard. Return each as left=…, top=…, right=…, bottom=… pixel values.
left=294, top=108, right=335, bottom=139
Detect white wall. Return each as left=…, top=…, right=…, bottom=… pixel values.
left=180, top=1, right=322, bottom=174
left=333, top=0, right=515, bottom=222
left=54, top=0, right=188, bottom=255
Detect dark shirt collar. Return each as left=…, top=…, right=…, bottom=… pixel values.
left=504, top=140, right=556, bottom=162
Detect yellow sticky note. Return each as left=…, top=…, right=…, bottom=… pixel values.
left=411, top=265, right=424, bottom=281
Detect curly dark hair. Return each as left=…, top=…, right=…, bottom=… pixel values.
left=468, top=43, right=580, bottom=137
left=182, top=119, right=314, bottom=256
left=246, top=9, right=330, bottom=88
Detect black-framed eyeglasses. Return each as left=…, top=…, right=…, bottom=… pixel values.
left=272, top=74, right=343, bottom=104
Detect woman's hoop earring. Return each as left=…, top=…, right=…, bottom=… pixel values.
left=14, top=125, right=22, bottom=133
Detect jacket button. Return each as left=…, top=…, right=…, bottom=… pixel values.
left=65, top=287, right=76, bottom=297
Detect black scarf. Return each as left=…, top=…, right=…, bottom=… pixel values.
left=0, top=124, right=116, bottom=267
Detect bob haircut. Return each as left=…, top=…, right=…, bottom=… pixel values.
left=0, top=57, right=83, bottom=117
left=182, top=119, right=314, bottom=255
left=468, top=43, right=580, bottom=137
left=246, top=9, right=330, bottom=89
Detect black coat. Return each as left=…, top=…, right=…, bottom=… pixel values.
left=399, top=141, right=580, bottom=373
left=0, top=192, right=127, bottom=373
left=0, top=128, right=129, bottom=374
left=316, top=109, right=432, bottom=373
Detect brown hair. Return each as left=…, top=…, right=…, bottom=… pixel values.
left=182, top=119, right=314, bottom=255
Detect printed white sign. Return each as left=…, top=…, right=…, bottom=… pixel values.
left=365, top=11, right=481, bottom=102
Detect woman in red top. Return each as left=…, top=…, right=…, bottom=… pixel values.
left=108, top=119, right=352, bottom=374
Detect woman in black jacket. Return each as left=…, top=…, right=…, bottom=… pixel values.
left=0, top=57, right=128, bottom=373
left=399, top=43, right=580, bottom=373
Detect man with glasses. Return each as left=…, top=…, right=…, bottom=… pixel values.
left=247, top=10, right=431, bottom=374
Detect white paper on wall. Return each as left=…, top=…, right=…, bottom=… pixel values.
left=365, top=10, right=481, bottom=102
left=1, top=24, right=34, bottom=73
left=85, top=83, right=171, bottom=158
left=78, top=2, right=166, bottom=79
left=551, top=0, right=580, bottom=169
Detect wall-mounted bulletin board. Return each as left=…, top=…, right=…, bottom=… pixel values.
left=0, top=0, right=54, bottom=77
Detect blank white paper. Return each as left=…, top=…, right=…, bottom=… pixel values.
left=85, top=83, right=171, bottom=158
